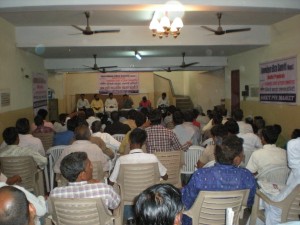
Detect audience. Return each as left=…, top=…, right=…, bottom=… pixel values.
left=173, top=110, right=201, bottom=145
left=246, top=125, right=287, bottom=175
left=91, top=120, right=121, bottom=151
left=197, top=124, right=228, bottom=168
left=53, top=124, right=109, bottom=174
left=232, top=108, right=253, bottom=134
left=135, top=184, right=184, bottom=225
left=145, top=109, right=191, bottom=153
left=104, top=111, right=131, bottom=135
left=31, top=108, right=54, bottom=132
left=0, top=127, right=47, bottom=168
left=32, top=115, right=54, bottom=135
left=182, top=135, right=256, bottom=225
left=109, top=128, right=168, bottom=185
left=53, top=113, right=68, bottom=133
left=0, top=184, right=47, bottom=225
left=53, top=116, right=76, bottom=146
left=122, top=109, right=137, bottom=129
left=50, top=152, right=120, bottom=211
left=85, top=108, right=100, bottom=127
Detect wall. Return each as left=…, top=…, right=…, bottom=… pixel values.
left=225, top=14, right=300, bottom=138
left=155, top=70, right=225, bottom=112
left=0, top=17, right=46, bottom=141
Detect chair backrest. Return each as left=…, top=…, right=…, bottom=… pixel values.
left=201, top=138, right=214, bottom=147
left=184, top=189, right=249, bottom=225
left=47, top=145, right=67, bottom=190
left=33, top=131, right=54, bottom=152
left=112, top=134, right=125, bottom=142
left=0, top=156, right=38, bottom=193
left=50, top=197, right=115, bottom=225
left=91, top=161, right=105, bottom=181
left=256, top=165, right=291, bottom=185
left=154, top=151, right=182, bottom=187
left=181, top=146, right=204, bottom=174
left=117, top=163, right=160, bottom=203
left=278, top=184, right=300, bottom=222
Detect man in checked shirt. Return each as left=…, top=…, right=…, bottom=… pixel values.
left=145, top=109, right=192, bottom=153
left=49, top=152, right=120, bottom=211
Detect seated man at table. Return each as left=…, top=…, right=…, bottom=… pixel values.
left=181, top=135, right=256, bottom=225
left=50, top=152, right=120, bottom=211
left=105, top=93, right=118, bottom=113
left=109, top=128, right=168, bottom=185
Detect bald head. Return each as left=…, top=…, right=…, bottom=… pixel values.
left=74, top=125, right=91, bottom=140
left=0, top=186, right=32, bottom=225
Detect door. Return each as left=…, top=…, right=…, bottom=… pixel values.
left=231, top=70, right=240, bottom=114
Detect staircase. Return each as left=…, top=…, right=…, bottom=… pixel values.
left=175, top=96, right=194, bottom=111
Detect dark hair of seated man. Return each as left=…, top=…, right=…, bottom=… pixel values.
left=215, top=135, right=244, bottom=166
left=2, top=127, right=19, bottom=145
left=60, top=151, right=91, bottom=182
left=0, top=185, right=36, bottom=225
left=135, top=183, right=184, bottom=225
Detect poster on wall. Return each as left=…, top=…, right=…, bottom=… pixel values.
left=99, top=73, right=139, bottom=94
left=259, top=56, right=297, bottom=104
left=32, top=73, right=48, bottom=115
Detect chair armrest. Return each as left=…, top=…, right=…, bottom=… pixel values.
left=256, top=190, right=285, bottom=209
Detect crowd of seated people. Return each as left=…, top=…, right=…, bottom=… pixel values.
left=1, top=94, right=300, bottom=225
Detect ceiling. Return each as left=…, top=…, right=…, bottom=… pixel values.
left=1, top=0, right=300, bottom=72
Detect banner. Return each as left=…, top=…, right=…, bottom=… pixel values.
left=32, top=73, right=48, bottom=115
left=259, top=56, right=297, bottom=104
left=99, top=73, right=139, bottom=94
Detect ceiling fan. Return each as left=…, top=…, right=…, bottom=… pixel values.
left=83, top=54, right=118, bottom=72
left=201, top=13, right=251, bottom=35
left=72, top=11, right=120, bottom=35
left=163, top=52, right=199, bottom=72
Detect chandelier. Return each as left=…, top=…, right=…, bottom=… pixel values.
left=149, top=13, right=183, bottom=39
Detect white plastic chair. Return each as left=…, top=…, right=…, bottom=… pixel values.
left=112, top=134, right=125, bottom=142
left=47, top=145, right=67, bottom=191
left=201, top=138, right=214, bottom=147
left=181, top=146, right=204, bottom=175
left=256, top=165, right=291, bottom=185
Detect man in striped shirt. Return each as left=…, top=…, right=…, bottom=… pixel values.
left=50, top=152, right=120, bottom=210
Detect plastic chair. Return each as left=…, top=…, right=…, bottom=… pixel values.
left=47, top=145, right=67, bottom=191
left=0, top=156, right=41, bottom=194
left=112, top=134, right=125, bottom=142
left=201, top=138, right=214, bottom=147
left=116, top=163, right=160, bottom=224
left=181, top=146, right=204, bottom=175
left=183, top=189, right=249, bottom=225
left=256, top=165, right=291, bottom=185
left=249, top=185, right=300, bottom=225
left=91, top=161, right=105, bottom=181
left=50, top=197, right=120, bottom=225
left=154, top=150, right=182, bottom=188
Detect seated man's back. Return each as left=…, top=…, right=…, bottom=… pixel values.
left=181, top=135, right=256, bottom=225
left=50, top=152, right=120, bottom=210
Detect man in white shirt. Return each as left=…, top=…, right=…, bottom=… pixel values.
left=105, top=93, right=118, bottom=113
left=0, top=127, right=47, bottom=169
left=109, top=128, right=168, bottom=184
left=77, top=94, right=90, bottom=110
left=157, top=92, right=169, bottom=108
left=232, top=109, right=253, bottom=134
left=91, top=120, right=121, bottom=151
left=54, top=125, right=109, bottom=174
left=246, top=125, right=287, bottom=175
left=1, top=118, right=45, bottom=156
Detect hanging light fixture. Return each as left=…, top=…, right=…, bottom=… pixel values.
left=149, top=1, right=184, bottom=39
left=149, top=15, right=183, bottom=39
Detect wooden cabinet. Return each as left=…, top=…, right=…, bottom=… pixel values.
left=48, top=99, right=58, bottom=121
